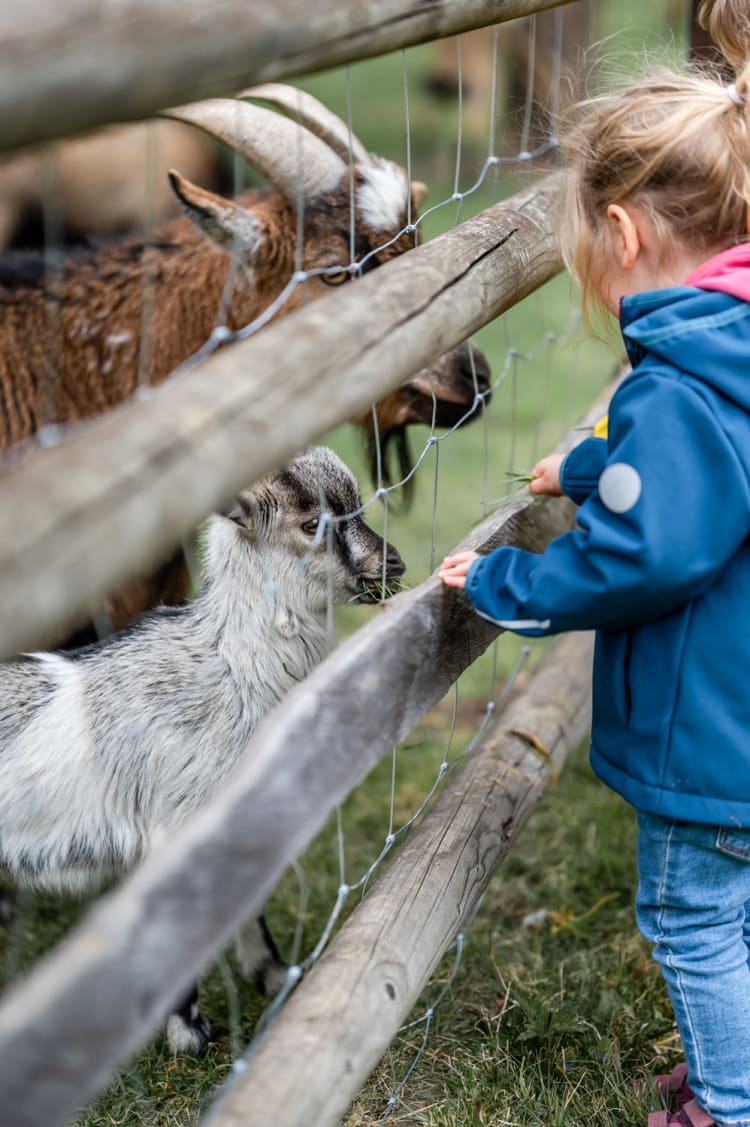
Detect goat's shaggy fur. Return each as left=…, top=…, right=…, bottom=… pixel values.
left=0, top=446, right=405, bottom=1052
left=0, top=91, right=488, bottom=641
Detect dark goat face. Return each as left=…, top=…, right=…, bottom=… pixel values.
left=351, top=340, right=492, bottom=495
left=351, top=340, right=491, bottom=436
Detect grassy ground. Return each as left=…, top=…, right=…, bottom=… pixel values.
left=346, top=750, right=681, bottom=1127
left=7, top=744, right=681, bottom=1127
left=0, top=5, right=692, bottom=1125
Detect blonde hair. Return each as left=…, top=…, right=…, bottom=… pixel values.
left=559, top=0, right=750, bottom=323
left=699, top=0, right=750, bottom=69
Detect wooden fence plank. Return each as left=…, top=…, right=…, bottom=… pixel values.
left=0, top=473, right=584, bottom=1127
left=0, top=0, right=577, bottom=152
left=204, top=629, right=594, bottom=1127
left=0, top=173, right=563, bottom=661
left=0, top=375, right=622, bottom=1123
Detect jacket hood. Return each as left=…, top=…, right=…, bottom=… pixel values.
left=620, top=247, right=750, bottom=410
left=686, top=242, right=750, bottom=301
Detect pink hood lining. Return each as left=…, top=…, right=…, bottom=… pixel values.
left=685, top=243, right=750, bottom=303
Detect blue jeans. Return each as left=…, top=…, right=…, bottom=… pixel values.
left=636, top=812, right=750, bottom=1125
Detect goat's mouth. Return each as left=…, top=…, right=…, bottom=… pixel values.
left=354, top=573, right=407, bottom=604
left=395, top=378, right=491, bottom=435
left=429, top=395, right=488, bottom=430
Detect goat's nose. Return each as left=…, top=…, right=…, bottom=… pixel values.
left=385, top=543, right=406, bottom=578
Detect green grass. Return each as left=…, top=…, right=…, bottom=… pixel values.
left=0, top=5, right=691, bottom=1124
left=347, top=749, right=682, bottom=1126
left=8, top=743, right=683, bottom=1126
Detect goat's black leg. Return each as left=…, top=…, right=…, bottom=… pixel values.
left=165, top=982, right=211, bottom=1056
left=235, top=915, right=289, bottom=996
left=0, top=890, right=14, bottom=926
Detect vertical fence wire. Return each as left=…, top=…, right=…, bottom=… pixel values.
left=0, top=5, right=632, bottom=1124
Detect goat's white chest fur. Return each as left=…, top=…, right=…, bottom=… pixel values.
left=0, top=447, right=392, bottom=894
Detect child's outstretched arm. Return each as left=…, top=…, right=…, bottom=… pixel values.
left=438, top=551, right=480, bottom=589
left=526, top=430, right=610, bottom=504
left=529, top=453, right=565, bottom=496
left=439, top=375, right=750, bottom=636
left=557, top=437, right=608, bottom=505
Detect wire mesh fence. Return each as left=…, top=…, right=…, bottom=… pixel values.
left=0, top=2, right=690, bottom=1124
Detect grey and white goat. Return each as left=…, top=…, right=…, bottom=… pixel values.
left=0, top=446, right=405, bottom=1053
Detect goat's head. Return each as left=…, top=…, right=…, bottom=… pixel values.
left=227, top=446, right=405, bottom=611
left=163, top=86, right=491, bottom=495
left=350, top=340, right=491, bottom=492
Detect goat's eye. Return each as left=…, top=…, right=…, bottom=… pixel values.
left=301, top=517, right=320, bottom=535
left=321, top=268, right=351, bottom=287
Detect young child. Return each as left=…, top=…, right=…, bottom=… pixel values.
left=439, top=3, right=750, bottom=1124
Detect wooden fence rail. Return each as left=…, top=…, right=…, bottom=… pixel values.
left=0, top=172, right=563, bottom=661
left=0, top=379, right=618, bottom=1126
left=0, top=2, right=695, bottom=1122
left=205, top=629, right=594, bottom=1127
left=0, top=0, right=577, bottom=153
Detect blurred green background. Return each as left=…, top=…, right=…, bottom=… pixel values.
left=297, top=0, right=688, bottom=694
left=2, top=5, right=697, bottom=1123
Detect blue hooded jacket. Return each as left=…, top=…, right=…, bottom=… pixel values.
left=465, top=277, right=750, bottom=827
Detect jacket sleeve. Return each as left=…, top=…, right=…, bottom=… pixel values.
left=560, top=437, right=608, bottom=505
left=465, top=371, right=750, bottom=635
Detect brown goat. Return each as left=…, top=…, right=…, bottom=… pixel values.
left=0, top=120, right=221, bottom=249
left=0, top=85, right=490, bottom=639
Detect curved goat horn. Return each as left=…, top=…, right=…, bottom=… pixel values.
left=237, top=83, right=372, bottom=167
left=161, top=98, right=346, bottom=203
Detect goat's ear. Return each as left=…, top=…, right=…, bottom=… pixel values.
left=168, top=169, right=264, bottom=258
left=225, top=492, right=258, bottom=538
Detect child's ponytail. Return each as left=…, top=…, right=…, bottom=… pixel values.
left=698, top=0, right=750, bottom=73
left=559, top=3, right=750, bottom=325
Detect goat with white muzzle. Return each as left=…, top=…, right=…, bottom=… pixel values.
left=0, top=446, right=405, bottom=1053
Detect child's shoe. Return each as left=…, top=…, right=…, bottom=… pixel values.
left=648, top=1098, right=715, bottom=1127
left=655, top=1064, right=695, bottom=1111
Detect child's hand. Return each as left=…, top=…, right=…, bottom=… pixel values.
left=438, top=551, right=480, bottom=589
left=529, top=453, right=565, bottom=496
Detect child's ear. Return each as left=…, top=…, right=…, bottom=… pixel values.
left=607, top=203, right=641, bottom=270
